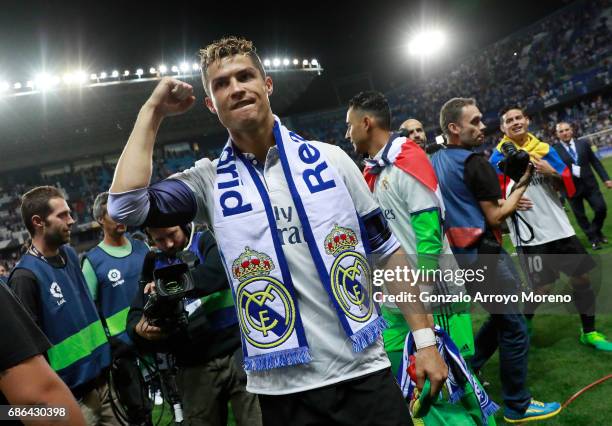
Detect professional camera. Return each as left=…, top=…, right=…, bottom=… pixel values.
left=497, top=141, right=531, bottom=182
left=142, top=250, right=198, bottom=332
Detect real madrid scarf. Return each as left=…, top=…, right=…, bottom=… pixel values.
left=491, top=132, right=576, bottom=198
left=213, top=117, right=385, bottom=371
left=398, top=326, right=498, bottom=425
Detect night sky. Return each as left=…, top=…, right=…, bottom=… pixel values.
left=1, top=0, right=571, bottom=112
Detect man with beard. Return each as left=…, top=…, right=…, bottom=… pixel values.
left=82, top=192, right=152, bottom=425
left=8, top=186, right=118, bottom=426
left=399, top=119, right=428, bottom=149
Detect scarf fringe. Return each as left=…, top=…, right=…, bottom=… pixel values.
left=244, top=347, right=312, bottom=371
left=483, top=401, right=500, bottom=420
left=350, top=316, right=387, bottom=352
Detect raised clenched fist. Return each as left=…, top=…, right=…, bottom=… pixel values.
left=145, top=77, right=196, bottom=118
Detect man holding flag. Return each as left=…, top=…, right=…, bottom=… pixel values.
left=490, top=106, right=612, bottom=351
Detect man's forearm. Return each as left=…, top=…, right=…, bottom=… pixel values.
left=381, top=246, right=433, bottom=331
left=110, top=103, right=163, bottom=193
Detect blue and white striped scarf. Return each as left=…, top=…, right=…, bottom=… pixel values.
left=213, top=116, right=385, bottom=371
left=398, top=325, right=499, bottom=425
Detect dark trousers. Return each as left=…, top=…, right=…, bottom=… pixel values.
left=468, top=250, right=531, bottom=413
left=258, top=368, right=412, bottom=426
left=569, top=188, right=607, bottom=242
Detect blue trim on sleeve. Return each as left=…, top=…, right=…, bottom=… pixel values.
left=361, top=208, right=394, bottom=253
left=144, top=178, right=198, bottom=227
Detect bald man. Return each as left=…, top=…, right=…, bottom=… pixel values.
left=400, top=119, right=427, bottom=148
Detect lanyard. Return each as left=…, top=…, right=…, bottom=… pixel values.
left=29, top=245, right=66, bottom=267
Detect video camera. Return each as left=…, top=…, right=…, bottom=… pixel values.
left=497, top=141, right=531, bottom=182
left=142, top=250, right=199, bottom=333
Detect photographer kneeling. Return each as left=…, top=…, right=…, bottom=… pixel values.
left=127, top=224, right=261, bottom=426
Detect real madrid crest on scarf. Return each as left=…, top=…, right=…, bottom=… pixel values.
left=233, top=247, right=298, bottom=351
left=213, top=116, right=386, bottom=371
left=325, top=225, right=374, bottom=323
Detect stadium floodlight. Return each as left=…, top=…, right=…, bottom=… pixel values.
left=149, top=67, right=156, bottom=74
left=123, top=70, right=130, bottom=76
left=283, top=58, right=290, bottom=66
left=35, top=73, right=55, bottom=91
left=0, top=81, right=8, bottom=92
left=90, top=73, right=98, bottom=80
left=192, top=63, right=199, bottom=71
left=63, top=73, right=74, bottom=84
left=26, top=80, right=34, bottom=89
left=159, top=65, right=167, bottom=74
left=136, top=68, right=144, bottom=77
left=171, top=65, right=179, bottom=73
left=75, top=71, right=88, bottom=85
left=111, top=70, right=119, bottom=78
left=100, top=72, right=107, bottom=79
left=311, top=59, right=318, bottom=66
left=180, top=62, right=189, bottom=72
left=272, top=58, right=281, bottom=67
left=293, top=58, right=299, bottom=65
left=302, top=59, right=309, bottom=66
left=263, top=59, right=271, bottom=67
left=407, top=30, right=446, bottom=57
left=13, top=82, right=22, bottom=89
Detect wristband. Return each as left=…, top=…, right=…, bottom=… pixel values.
left=413, top=328, right=436, bottom=350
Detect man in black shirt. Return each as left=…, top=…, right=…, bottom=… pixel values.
left=431, top=97, right=561, bottom=423
left=0, top=283, right=86, bottom=426
left=8, top=186, right=117, bottom=426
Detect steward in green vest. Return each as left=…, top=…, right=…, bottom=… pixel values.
left=82, top=191, right=152, bottom=425
left=9, top=186, right=118, bottom=426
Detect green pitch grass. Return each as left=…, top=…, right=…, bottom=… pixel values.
left=477, top=156, right=612, bottom=425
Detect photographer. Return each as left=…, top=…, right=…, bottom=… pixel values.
left=489, top=106, right=612, bottom=351
left=127, top=224, right=261, bottom=426
left=431, top=98, right=561, bottom=423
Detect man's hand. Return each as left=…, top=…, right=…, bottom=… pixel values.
left=414, top=345, right=448, bottom=396
left=145, top=77, right=196, bottom=119
left=135, top=315, right=166, bottom=341
left=517, top=196, right=533, bottom=211
left=514, top=163, right=534, bottom=190
left=605, top=180, right=612, bottom=189
left=532, top=158, right=557, bottom=177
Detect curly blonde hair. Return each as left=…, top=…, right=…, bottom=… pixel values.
left=199, top=36, right=266, bottom=95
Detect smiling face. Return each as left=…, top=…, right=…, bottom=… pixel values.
left=345, top=107, right=371, bottom=154
left=500, top=108, right=530, bottom=142
left=203, top=55, right=274, bottom=133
